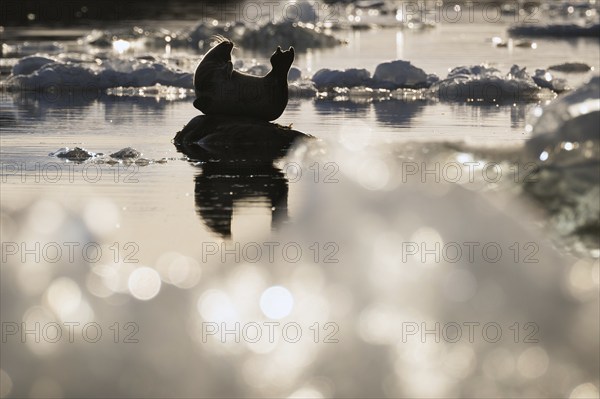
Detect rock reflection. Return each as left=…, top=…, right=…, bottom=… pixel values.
left=174, top=115, right=311, bottom=237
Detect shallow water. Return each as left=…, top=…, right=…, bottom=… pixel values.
left=1, top=5, right=599, bottom=398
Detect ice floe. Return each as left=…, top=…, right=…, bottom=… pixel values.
left=171, top=20, right=342, bottom=53
left=312, top=68, right=372, bottom=90
left=509, top=22, right=600, bottom=37
left=524, top=76, right=600, bottom=235
left=548, top=62, right=593, bottom=73
left=1, top=54, right=576, bottom=104
left=11, top=55, right=56, bottom=76
left=312, top=60, right=437, bottom=91
left=372, top=60, right=438, bottom=89
left=3, top=57, right=193, bottom=91
left=428, top=65, right=558, bottom=103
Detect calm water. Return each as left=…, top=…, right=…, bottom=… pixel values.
left=1, top=9, right=599, bottom=399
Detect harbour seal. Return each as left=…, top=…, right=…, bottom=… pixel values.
left=193, top=39, right=295, bottom=121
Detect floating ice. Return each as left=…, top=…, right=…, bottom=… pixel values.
left=288, top=66, right=302, bottom=81
left=289, top=80, right=318, bottom=98
left=509, top=22, right=600, bottom=38
left=178, top=20, right=341, bottom=53
left=532, top=69, right=570, bottom=93
left=312, top=61, right=437, bottom=91
left=428, top=64, right=552, bottom=103
left=312, top=68, right=372, bottom=90
left=4, top=58, right=193, bottom=91
left=526, top=76, right=599, bottom=161
left=372, top=60, right=438, bottom=89
left=2, top=42, right=65, bottom=57
left=245, top=64, right=271, bottom=77
left=11, top=55, right=56, bottom=75
left=239, top=21, right=342, bottom=52
left=524, top=76, right=600, bottom=235
left=548, top=62, right=593, bottom=73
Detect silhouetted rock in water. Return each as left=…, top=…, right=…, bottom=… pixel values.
left=173, top=115, right=311, bottom=237
left=173, top=115, right=310, bottom=162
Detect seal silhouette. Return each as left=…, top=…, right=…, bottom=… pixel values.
left=193, top=39, right=295, bottom=121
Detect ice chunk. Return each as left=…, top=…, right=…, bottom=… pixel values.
left=289, top=80, right=318, bottom=98
left=288, top=66, right=302, bottom=81
left=245, top=64, right=270, bottom=76
left=181, top=20, right=341, bottom=53
left=240, top=21, right=341, bottom=52
left=5, top=58, right=193, bottom=91
left=524, top=76, right=600, bottom=235
left=429, top=64, right=547, bottom=103
left=11, top=55, right=55, bottom=75
left=372, top=60, right=437, bottom=89
left=312, top=68, right=372, bottom=89
left=527, top=76, right=599, bottom=161
left=532, top=69, right=570, bottom=93
left=548, top=62, right=593, bottom=73
left=509, top=23, right=600, bottom=38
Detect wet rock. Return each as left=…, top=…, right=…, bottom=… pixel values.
left=110, top=147, right=141, bottom=159
left=49, top=147, right=98, bottom=161
left=173, top=115, right=311, bottom=162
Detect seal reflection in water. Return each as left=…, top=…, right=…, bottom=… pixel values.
left=174, top=115, right=311, bottom=237
left=193, top=38, right=295, bottom=121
